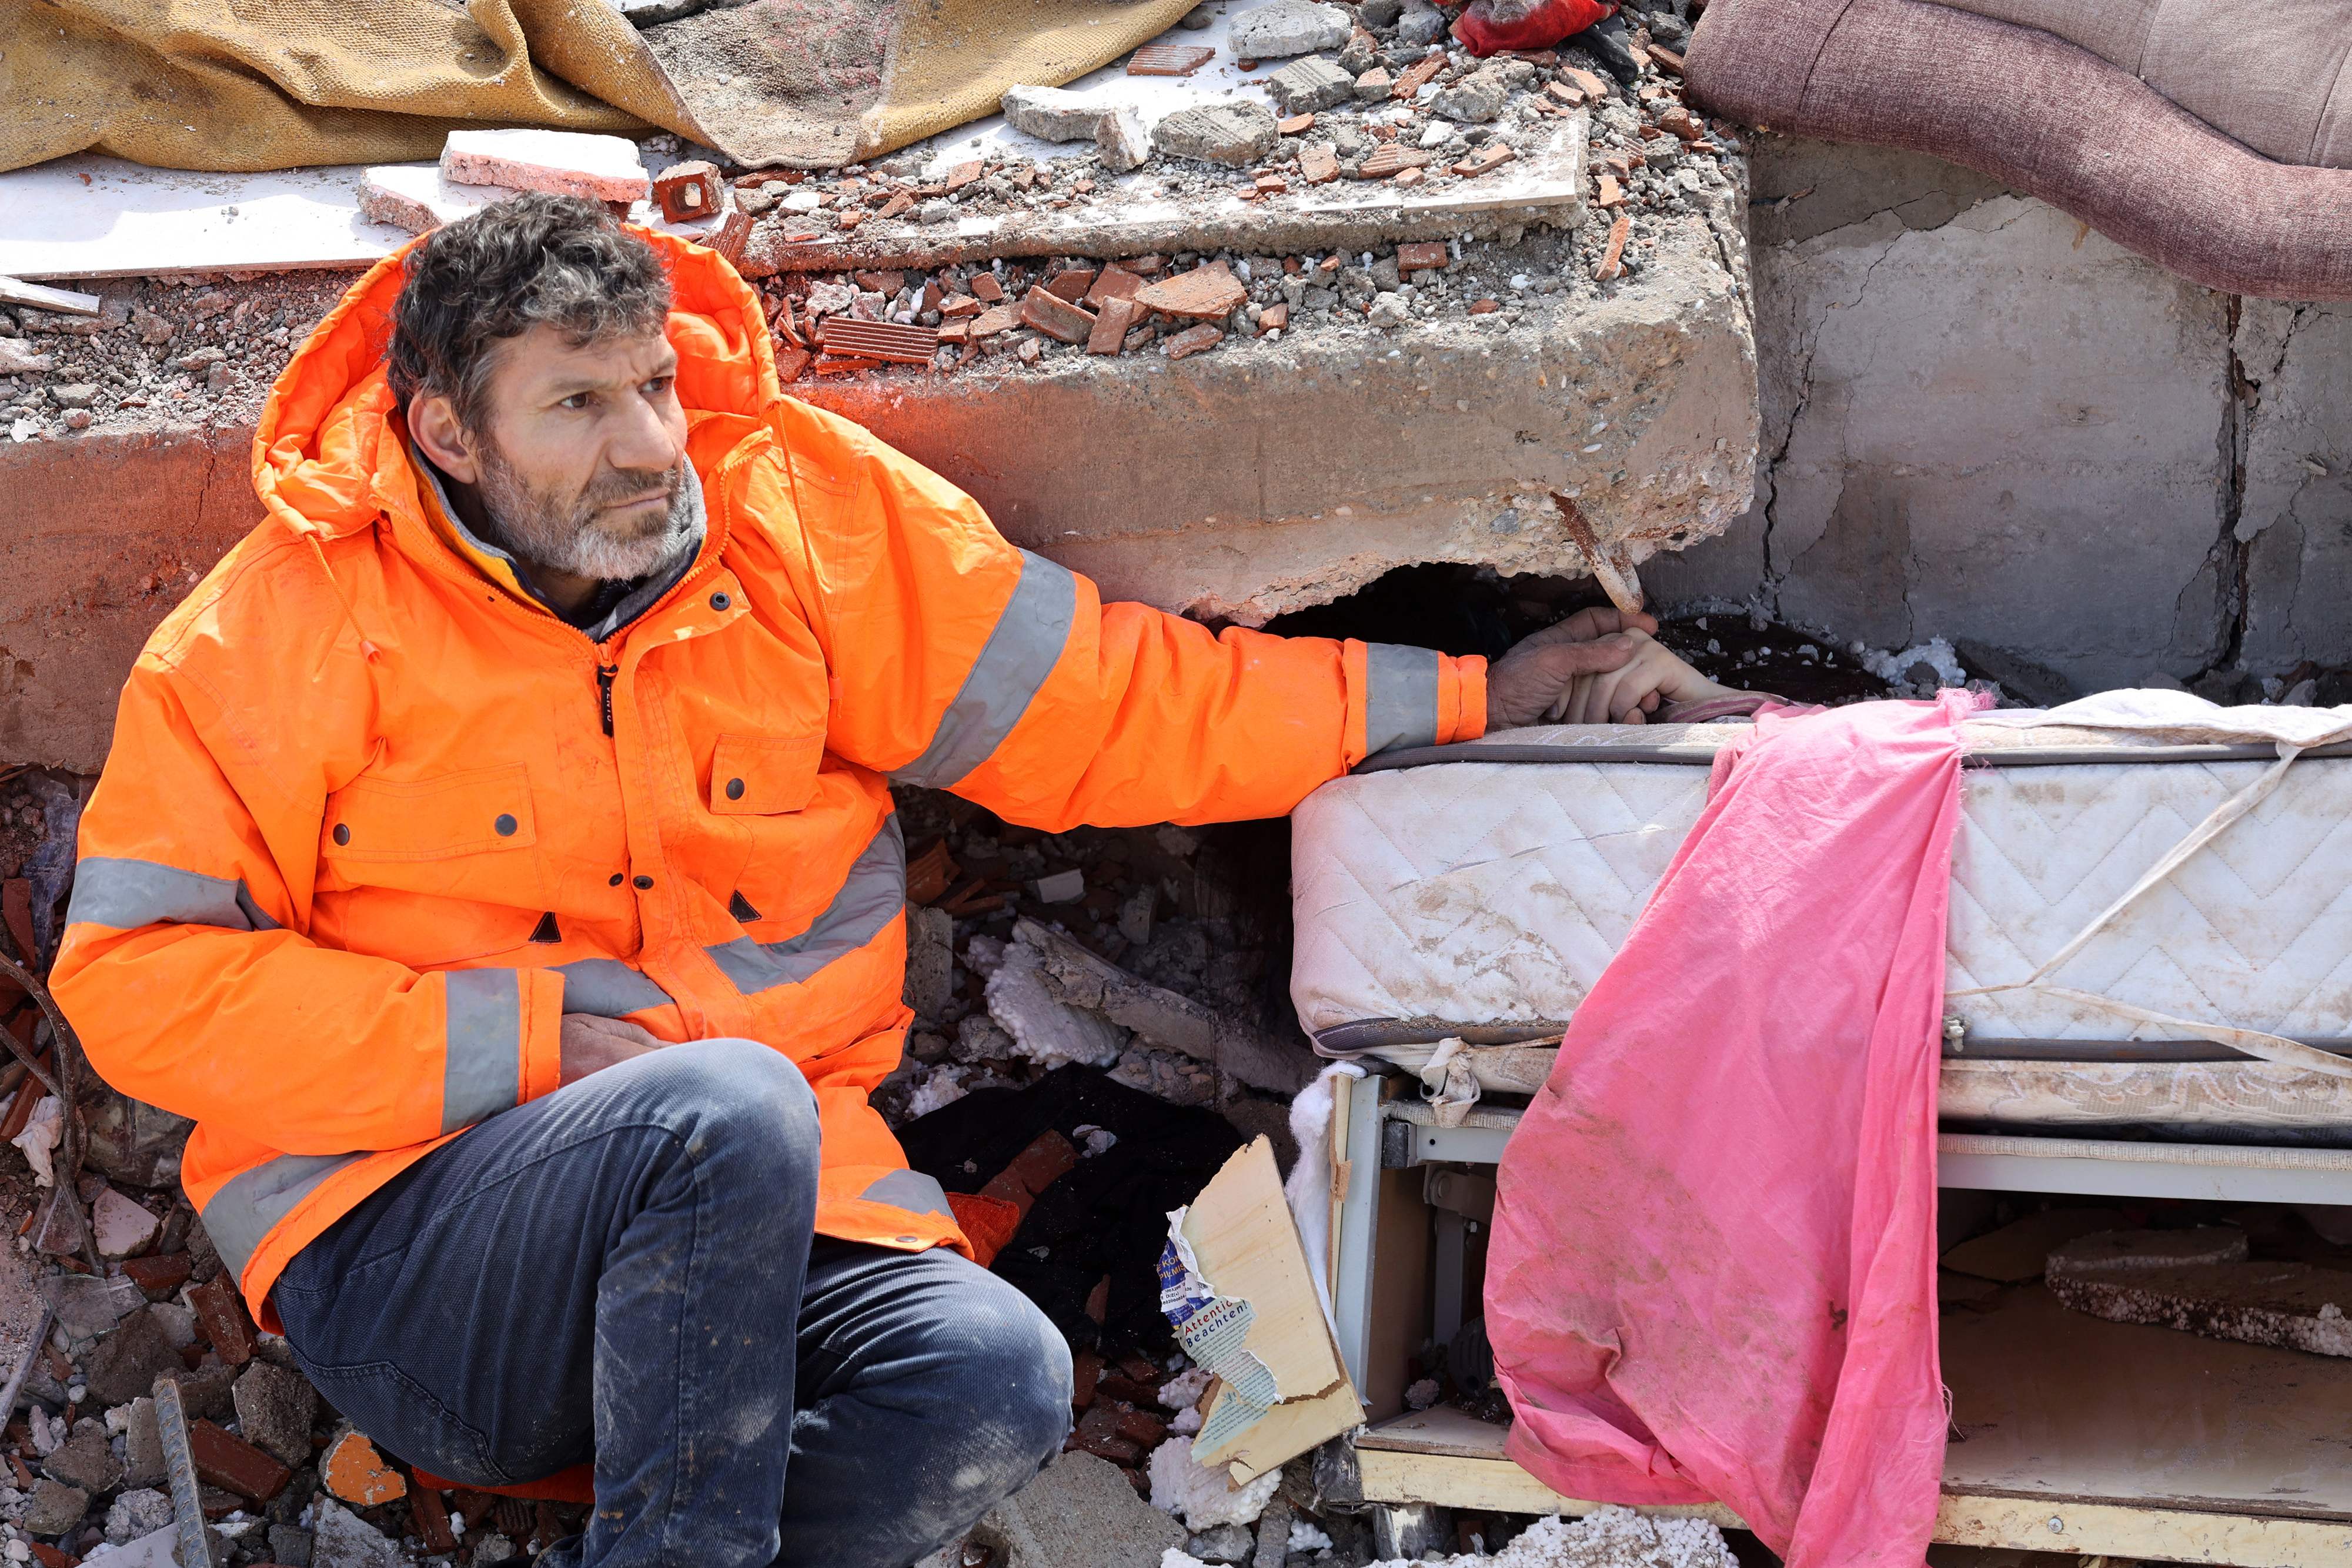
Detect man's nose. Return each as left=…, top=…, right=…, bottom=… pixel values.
left=607, top=390, right=684, bottom=474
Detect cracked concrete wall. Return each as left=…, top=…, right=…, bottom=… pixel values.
left=1645, top=136, right=2352, bottom=694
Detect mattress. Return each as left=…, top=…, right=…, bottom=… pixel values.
left=1289, top=717, right=2352, bottom=1138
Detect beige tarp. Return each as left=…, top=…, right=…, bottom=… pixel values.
left=1, top=0, right=1195, bottom=176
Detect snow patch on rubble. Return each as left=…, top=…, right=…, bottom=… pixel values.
left=985, top=937, right=1127, bottom=1069
left=1368, top=1507, right=1738, bottom=1568
left=1147, top=1435, right=1282, bottom=1530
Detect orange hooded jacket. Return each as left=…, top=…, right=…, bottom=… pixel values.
left=49, top=229, right=1486, bottom=1325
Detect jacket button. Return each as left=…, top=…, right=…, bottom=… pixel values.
left=633, top=875, right=654, bottom=890
left=726, top=777, right=746, bottom=800
left=710, top=591, right=731, bottom=611
left=609, top=873, right=624, bottom=887
left=495, top=814, right=518, bottom=837
left=333, top=824, right=350, bottom=846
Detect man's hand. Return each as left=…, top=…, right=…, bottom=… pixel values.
left=1487, top=610, right=1737, bottom=728
left=560, top=1013, right=668, bottom=1085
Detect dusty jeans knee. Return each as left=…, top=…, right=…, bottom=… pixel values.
left=272, top=1037, right=1068, bottom=1568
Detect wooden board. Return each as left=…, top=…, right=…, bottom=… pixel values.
left=1357, top=1289, right=2352, bottom=1564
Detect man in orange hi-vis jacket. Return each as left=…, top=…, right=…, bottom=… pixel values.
left=51, top=196, right=1729, bottom=1567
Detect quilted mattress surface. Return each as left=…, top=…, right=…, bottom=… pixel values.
left=1291, top=723, right=2352, bottom=1051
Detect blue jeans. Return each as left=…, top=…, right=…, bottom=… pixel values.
left=272, top=1039, right=1073, bottom=1568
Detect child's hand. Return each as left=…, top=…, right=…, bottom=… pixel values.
left=1545, top=628, right=1735, bottom=724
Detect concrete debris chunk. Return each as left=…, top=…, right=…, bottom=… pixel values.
left=1227, top=1, right=1351, bottom=59
left=1265, top=56, right=1354, bottom=115
left=42, top=1416, right=122, bottom=1493
left=105, top=1487, right=173, bottom=1544
left=1432, top=66, right=1510, bottom=123
left=121, top=1396, right=166, bottom=1489
left=903, top=903, right=955, bottom=1020
left=2050, top=1228, right=2352, bottom=1357
left=1188, top=1522, right=1253, bottom=1562
left=1003, top=85, right=1114, bottom=143
left=1097, top=105, right=1154, bottom=173
left=81, top=1305, right=182, bottom=1407
left=22, top=1477, right=89, bottom=1536
left=440, top=129, right=651, bottom=205
left=0, top=339, right=58, bottom=376
left=358, top=165, right=514, bottom=236
left=1151, top=102, right=1282, bottom=167
left=91, top=1185, right=159, bottom=1259
left=311, top=1499, right=406, bottom=1568
left=233, top=1359, right=320, bottom=1469
left=974, top=1450, right=1187, bottom=1568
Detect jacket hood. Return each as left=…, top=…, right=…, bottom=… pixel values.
left=250, top=225, right=781, bottom=544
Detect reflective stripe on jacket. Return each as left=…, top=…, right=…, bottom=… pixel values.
left=49, top=229, right=1486, bottom=1323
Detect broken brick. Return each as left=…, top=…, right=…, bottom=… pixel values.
left=1018, top=289, right=1096, bottom=345
left=1357, top=146, right=1432, bottom=180
left=1044, top=269, right=1097, bottom=303
left=1452, top=143, right=1517, bottom=178
left=1, top=881, right=32, bottom=962
left=1016, top=339, right=1043, bottom=365
left=936, top=321, right=971, bottom=346
left=1132, top=263, right=1246, bottom=321
left=817, top=319, right=942, bottom=366
left=1068, top=1403, right=1141, bottom=1463
left=187, top=1276, right=255, bottom=1367
left=939, top=294, right=983, bottom=318
left=1128, top=42, right=1215, bottom=75
left=1397, top=242, right=1448, bottom=273
left=1258, top=302, right=1289, bottom=333
left=969, top=272, right=1005, bottom=303
left=878, top=192, right=916, bottom=220
left=1071, top=1349, right=1104, bottom=1410
left=651, top=161, right=721, bottom=224
left=1278, top=113, right=1316, bottom=136
left=410, top=1479, right=459, bottom=1555
left=1563, top=66, right=1609, bottom=99
left=853, top=269, right=907, bottom=295
left=1658, top=105, right=1703, bottom=142
left=1469, top=297, right=1501, bottom=314
left=1393, top=166, right=1426, bottom=186
left=971, top=305, right=1020, bottom=339
left=1545, top=79, right=1585, bottom=107
left=1114, top=1405, right=1168, bottom=1446
left=1392, top=56, right=1444, bottom=98
left=1083, top=267, right=1144, bottom=308
left=943, top=160, right=984, bottom=192
left=322, top=1429, right=407, bottom=1506
left=189, top=1419, right=290, bottom=1501
left=1595, top=213, right=1632, bottom=282
left=1162, top=323, right=1224, bottom=360
left=1087, top=296, right=1141, bottom=355
left=1299, top=145, right=1341, bottom=184
left=1254, top=174, right=1288, bottom=194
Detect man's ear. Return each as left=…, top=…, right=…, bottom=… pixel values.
left=407, top=392, right=482, bottom=486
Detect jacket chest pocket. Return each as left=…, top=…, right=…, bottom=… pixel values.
left=709, top=733, right=824, bottom=815
left=316, top=764, right=549, bottom=966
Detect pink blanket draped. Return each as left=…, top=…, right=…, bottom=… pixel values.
left=1486, top=693, right=1979, bottom=1568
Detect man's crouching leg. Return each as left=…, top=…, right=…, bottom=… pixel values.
left=779, top=1241, right=1073, bottom=1568
left=271, top=1038, right=823, bottom=1568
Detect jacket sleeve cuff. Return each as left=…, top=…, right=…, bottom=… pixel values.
left=1439, top=654, right=1487, bottom=744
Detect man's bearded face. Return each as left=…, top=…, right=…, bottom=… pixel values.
left=474, top=436, right=694, bottom=581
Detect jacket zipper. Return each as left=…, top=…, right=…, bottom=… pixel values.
left=597, top=658, right=618, bottom=737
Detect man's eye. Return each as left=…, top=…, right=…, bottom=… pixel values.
left=644, top=376, right=675, bottom=396
left=560, top=393, right=593, bottom=410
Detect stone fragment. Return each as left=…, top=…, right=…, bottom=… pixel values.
left=1432, top=66, right=1508, bottom=122
left=173, top=1357, right=238, bottom=1422
left=91, top=1186, right=158, bottom=1259
left=190, top=1418, right=290, bottom=1500
left=1298, top=144, right=1340, bottom=184
left=1087, top=296, right=1141, bottom=355
left=321, top=1428, right=407, bottom=1505
left=1266, top=56, right=1353, bottom=115
left=48, top=384, right=98, bottom=410
left=652, top=160, right=722, bottom=223
left=1134, top=264, right=1248, bottom=321
left=1354, top=66, right=1392, bottom=99
left=0, top=339, right=56, bottom=376
left=1164, top=323, right=1225, bottom=360
left=440, top=129, right=650, bottom=205
left=1191, top=1523, right=1253, bottom=1562
left=1001, top=85, right=1111, bottom=143
left=903, top=904, right=954, bottom=1021
left=1020, top=289, right=1097, bottom=346
left=1396, top=0, right=1445, bottom=42
left=1228, top=1, right=1351, bottom=59
left=311, top=1500, right=405, bottom=1568
left=1250, top=1496, right=1294, bottom=1568
left=41, top=1418, right=121, bottom=1494
left=81, top=1305, right=181, bottom=1406
left=21, top=1480, right=86, bottom=1537
left=1152, top=101, right=1281, bottom=167
left=974, top=1452, right=1185, bottom=1568
left=121, top=1397, right=165, bottom=1489
left=357, top=165, right=514, bottom=235
left=233, top=1360, right=319, bottom=1469
left=1128, top=42, right=1217, bottom=76
left=105, top=1487, right=172, bottom=1544
left=1095, top=106, right=1153, bottom=172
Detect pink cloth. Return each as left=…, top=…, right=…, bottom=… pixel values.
left=1486, top=693, right=1980, bottom=1567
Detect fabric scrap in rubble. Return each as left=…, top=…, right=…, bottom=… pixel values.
left=1685, top=0, right=2352, bottom=300
left=1487, top=691, right=1980, bottom=1568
